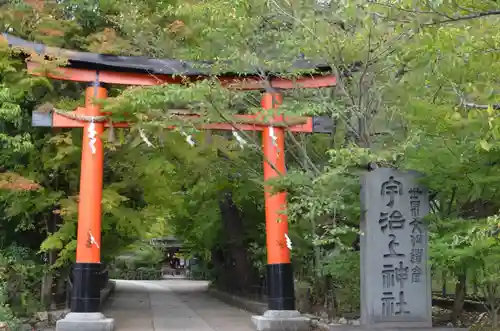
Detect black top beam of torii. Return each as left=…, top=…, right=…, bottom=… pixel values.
left=1, top=33, right=333, bottom=77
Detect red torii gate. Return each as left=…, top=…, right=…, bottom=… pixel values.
left=3, top=33, right=336, bottom=331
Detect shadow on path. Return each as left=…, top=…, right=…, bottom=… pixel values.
left=103, top=279, right=255, bottom=331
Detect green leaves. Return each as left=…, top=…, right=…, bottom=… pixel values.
left=430, top=215, right=500, bottom=288
left=480, top=139, right=492, bottom=152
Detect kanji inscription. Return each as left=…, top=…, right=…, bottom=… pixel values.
left=361, top=168, right=431, bottom=328
left=381, top=176, right=403, bottom=208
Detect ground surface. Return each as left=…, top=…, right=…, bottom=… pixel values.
left=102, top=279, right=256, bottom=331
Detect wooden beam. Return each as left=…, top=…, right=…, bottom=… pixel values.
left=32, top=110, right=333, bottom=133
left=26, top=62, right=337, bottom=90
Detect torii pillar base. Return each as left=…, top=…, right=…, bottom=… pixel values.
left=56, top=313, right=114, bottom=331
left=252, top=310, right=310, bottom=331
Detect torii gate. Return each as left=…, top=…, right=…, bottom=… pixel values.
left=3, top=33, right=336, bottom=331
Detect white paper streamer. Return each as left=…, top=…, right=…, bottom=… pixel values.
left=87, top=121, right=97, bottom=154
left=232, top=129, right=247, bottom=149
left=181, top=131, right=195, bottom=147
left=88, top=231, right=100, bottom=249
left=139, top=128, right=155, bottom=148
left=269, top=126, right=278, bottom=147
left=285, top=233, right=292, bottom=250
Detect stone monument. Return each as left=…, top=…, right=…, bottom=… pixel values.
left=360, top=168, right=432, bottom=329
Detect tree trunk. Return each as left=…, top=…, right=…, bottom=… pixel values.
left=41, top=212, right=58, bottom=308
left=40, top=261, right=53, bottom=308
left=473, top=280, right=478, bottom=297
left=216, top=146, right=257, bottom=294
left=211, top=247, right=225, bottom=286
left=218, top=191, right=255, bottom=293
left=485, top=284, right=499, bottom=328
left=57, top=271, right=66, bottom=306
left=492, top=308, right=499, bottom=328
left=441, top=270, right=447, bottom=296
left=451, top=273, right=467, bottom=326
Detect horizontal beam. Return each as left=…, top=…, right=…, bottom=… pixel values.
left=27, top=62, right=337, bottom=89
left=32, top=111, right=333, bottom=134
left=3, top=33, right=333, bottom=76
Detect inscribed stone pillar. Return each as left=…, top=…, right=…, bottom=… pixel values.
left=360, top=168, right=432, bottom=329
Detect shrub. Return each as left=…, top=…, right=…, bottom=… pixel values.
left=109, top=267, right=162, bottom=280
left=322, top=250, right=361, bottom=315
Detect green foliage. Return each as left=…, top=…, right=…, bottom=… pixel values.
left=114, top=244, right=164, bottom=269
left=0, top=41, right=50, bottom=165
left=0, top=245, right=44, bottom=317
left=0, top=244, right=43, bottom=328
left=430, top=215, right=500, bottom=326
left=0, top=281, right=20, bottom=330
left=323, top=250, right=361, bottom=314
left=109, top=267, right=163, bottom=280
left=111, top=244, right=164, bottom=280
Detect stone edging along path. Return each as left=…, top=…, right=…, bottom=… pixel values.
left=205, top=288, right=471, bottom=331
left=100, top=280, right=116, bottom=307
left=207, top=287, right=330, bottom=331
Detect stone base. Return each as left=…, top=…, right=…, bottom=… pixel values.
left=252, top=310, right=310, bottom=331
left=56, top=312, right=114, bottom=331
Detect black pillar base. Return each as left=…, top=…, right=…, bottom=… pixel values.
left=267, top=263, right=295, bottom=310
left=71, top=262, right=101, bottom=313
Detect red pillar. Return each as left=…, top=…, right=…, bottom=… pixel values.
left=261, top=92, right=295, bottom=311
left=72, top=82, right=107, bottom=313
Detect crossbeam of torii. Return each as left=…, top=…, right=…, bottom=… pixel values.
left=3, top=32, right=336, bottom=331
